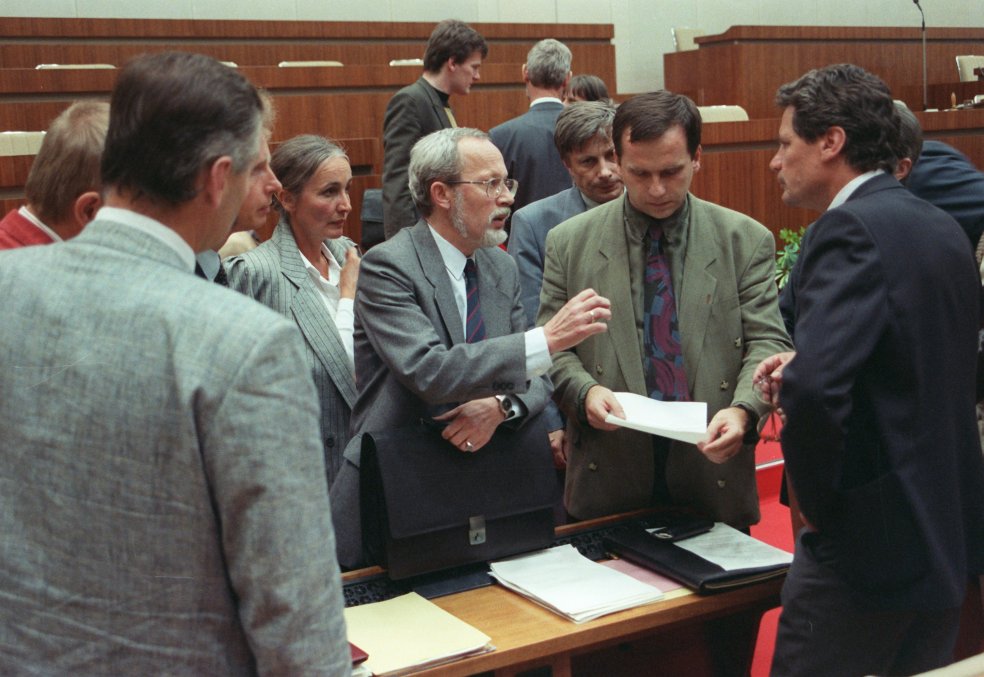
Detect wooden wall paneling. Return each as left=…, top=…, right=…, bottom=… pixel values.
left=0, top=17, right=612, bottom=41
left=665, top=26, right=984, bottom=120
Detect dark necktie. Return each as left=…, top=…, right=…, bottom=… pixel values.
left=214, top=263, right=228, bottom=287
left=643, top=225, right=689, bottom=401
left=463, top=258, right=486, bottom=342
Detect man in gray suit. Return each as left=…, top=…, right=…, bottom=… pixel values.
left=490, top=39, right=574, bottom=217
left=509, top=101, right=623, bottom=327
left=0, top=52, right=350, bottom=675
left=330, top=127, right=612, bottom=567
left=538, top=91, right=791, bottom=525
left=382, top=19, right=487, bottom=239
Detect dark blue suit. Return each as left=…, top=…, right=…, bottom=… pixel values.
left=773, top=173, right=984, bottom=676
left=507, top=185, right=587, bottom=327
left=907, top=140, right=984, bottom=252
left=490, top=100, right=572, bottom=216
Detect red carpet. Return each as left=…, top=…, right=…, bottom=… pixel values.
left=749, top=419, right=793, bottom=677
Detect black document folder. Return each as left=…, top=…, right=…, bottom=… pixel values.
left=603, top=524, right=790, bottom=594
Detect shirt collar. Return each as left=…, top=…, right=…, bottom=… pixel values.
left=95, top=206, right=196, bottom=272
left=530, top=97, right=563, bottom=109
left=18, top=206, right=62, bottom=242
left=828, top=169, right=884, bottom=211
left=428, top=222, right=468, bottom=279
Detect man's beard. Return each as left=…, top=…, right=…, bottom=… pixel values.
left=451, top=193, right=509, bottom=249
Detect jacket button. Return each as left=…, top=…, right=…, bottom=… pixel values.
left=588, top=462, right=599, bottom=471
left=595, top=364, right=604, bottom=375
left=719, top=380, right=729, bottom=390
left=325, top=436, right=335, bottom=448
left=734, top=337, right=742, bottom=348
left=717, top=480, right=726, bottom=488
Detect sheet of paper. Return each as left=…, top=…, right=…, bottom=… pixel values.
left=604, top=392, right=707, bottom=444
left=663, top=523, right=793, bottom=571
left=490, top=545, right=664, bottom=623
left=344, top=592, right=492, bottom=676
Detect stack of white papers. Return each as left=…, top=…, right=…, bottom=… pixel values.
left=489, top=545, right=664, bottom=623
left=604, top=392, right=707, bottom=444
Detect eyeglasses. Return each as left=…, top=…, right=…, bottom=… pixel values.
left=446, top=177, right=519, bottom=199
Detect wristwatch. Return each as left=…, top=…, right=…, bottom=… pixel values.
left=495, top=394, right=513, bottom=420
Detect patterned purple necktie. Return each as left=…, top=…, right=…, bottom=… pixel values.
left=464, top=258, right=486, bottom=342
left=643, top=225, right=689, bottom=401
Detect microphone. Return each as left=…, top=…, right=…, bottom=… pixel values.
left=913, top=0, right=928, bottom=110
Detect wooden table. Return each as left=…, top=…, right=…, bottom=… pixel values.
left=345, top=510, right=783, bottom=676
left=419, top=576, right=782, bottom=677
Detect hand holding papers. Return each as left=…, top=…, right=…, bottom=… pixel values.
left=490, top=545, right=664, bottom=623
left=604, top=392, right=707, bottom=444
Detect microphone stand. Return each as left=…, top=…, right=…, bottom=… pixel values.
left=913, top=0, right=928, bottom=110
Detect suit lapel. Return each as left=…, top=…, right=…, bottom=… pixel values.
left=410, top=222, right=463, bottom=345
left=417, top=78, right=454, bottom=130
left=274, top=223, right=357, bottom=407
left=598, top=200, right=648, bottom=396
left=474, top=248, right=513, bottom=338
left=677, top=202, right=717, bottom=392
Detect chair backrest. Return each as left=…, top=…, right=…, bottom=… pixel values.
left=697, top=105, right=749, bottom=123
left=955, top=55, right=984, bottom=82
left=277, top=60, right=343, bottom=67
left=0, top=131, right=46, bottom=156
left=671, top=27, right=704, bottom=52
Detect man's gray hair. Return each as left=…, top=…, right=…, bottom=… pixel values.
left=408, top=127, right=489, bottom=216
left=526, top=39, right=572, bottom=89
left=554, top=101, right=616, bottom=158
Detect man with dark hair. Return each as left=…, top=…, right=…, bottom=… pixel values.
left=490, top=38, right=574, bottom=216
left=537, top=90, right=791, bottom=524
left=330, top=127, right=612, bottom=567
left=0, top=52, right=350, bottom=675
left=381, top=19, right=488, bottom=239
left=757, top=64, right=984, bottom=676
left=509, top=101, right=621, bottom=328
left=0, top=100, right=108, bottom=249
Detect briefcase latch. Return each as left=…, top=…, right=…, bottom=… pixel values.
left=469, top=515, right=486, bottom=545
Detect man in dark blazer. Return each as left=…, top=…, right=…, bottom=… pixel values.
left=0, top=52, right=350, bottom=675
left=508, top=100, right=622, bottom=327
left=382, top=19, right=487, bottom=239
left=758, top=64, right=984, bottom=676
left=330, top=127, right=612, bottom=567
left=490, top=39, right=573, bottom=218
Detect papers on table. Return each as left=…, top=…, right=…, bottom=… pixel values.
left=344, top=592, right=493, bottom=676
left=604, top=392, right=707, bottom=444
left=490, top=544, right=664, bottom=623
left=668, top=523, right=793, bottom=570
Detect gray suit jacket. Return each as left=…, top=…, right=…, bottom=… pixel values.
left=490, top=100, right=572, bottom=216
left=225, top=219, right=357, bottom=487
left=330, top=220, right=552, bottom=567
left=508, top=185, right=588, bottom=327
left=0, top=217, right=349, bottom=675
left=382, top=77, right=454, bottom=239
left=538, top=194, right=792, bottom=526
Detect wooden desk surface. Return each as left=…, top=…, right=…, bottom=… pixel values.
left=418, top=577, right=782, bottom=676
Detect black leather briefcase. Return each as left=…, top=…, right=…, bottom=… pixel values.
left=360, top=415, right=556, bottom=580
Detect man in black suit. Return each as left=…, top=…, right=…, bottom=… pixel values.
left=757, top=64, right=984, bottom=676
left=490, top=39, right=573, bottom=217
left=381, top=19, right=487, bottom=239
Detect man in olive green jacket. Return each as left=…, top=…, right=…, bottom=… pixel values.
left=538, top=91, right=791, bottom=526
